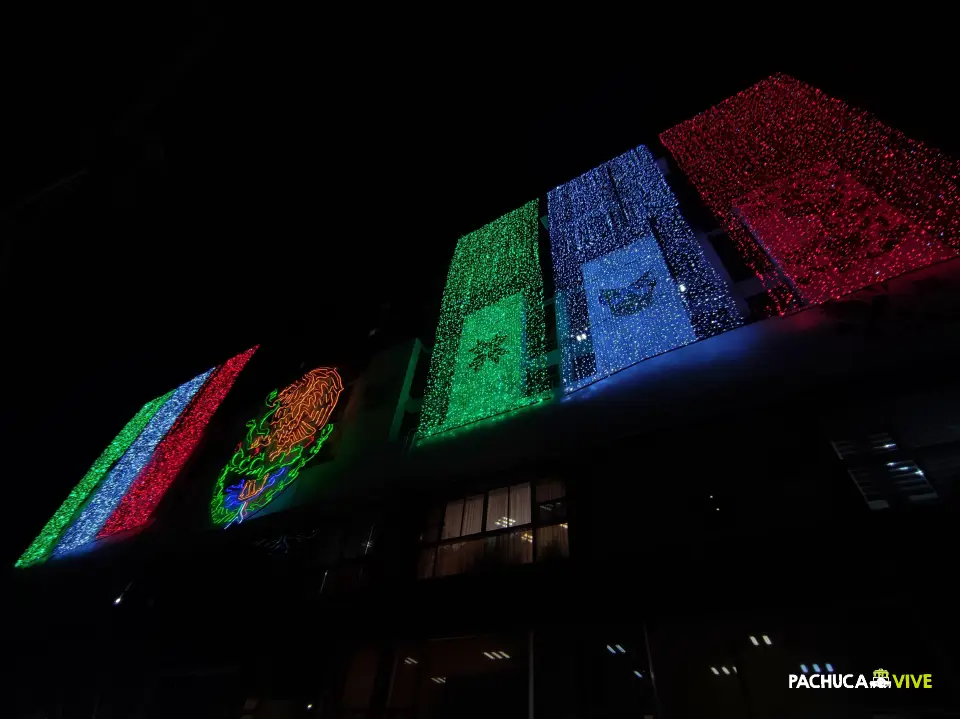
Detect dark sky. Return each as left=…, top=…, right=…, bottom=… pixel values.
left=4, top=12, right=956, bottom=562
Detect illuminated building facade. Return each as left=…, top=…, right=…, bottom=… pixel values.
left=11, top=75, right=960, bottom=719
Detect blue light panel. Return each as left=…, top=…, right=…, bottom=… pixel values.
left=548, top=145, right=741, bottom=391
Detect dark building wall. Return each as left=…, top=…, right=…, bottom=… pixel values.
left=10, top=257, right=960, bottom=719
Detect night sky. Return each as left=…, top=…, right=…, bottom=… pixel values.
left=5, top=14, right=956, bottom=564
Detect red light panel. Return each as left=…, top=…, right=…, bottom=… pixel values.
left=660, top=74, right=959, bottom=312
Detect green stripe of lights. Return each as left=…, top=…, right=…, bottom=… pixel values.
left=419, top=199, right=548, bottom=438
left=15, top=391, right=173, bottom=567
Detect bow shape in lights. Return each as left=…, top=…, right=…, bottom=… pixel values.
left=211, top=367, right=343, bottom=526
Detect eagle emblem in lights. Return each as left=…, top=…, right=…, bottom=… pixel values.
left=211, top=367, right=343, bottom=527
left=598, top=270, right=658, bottom=316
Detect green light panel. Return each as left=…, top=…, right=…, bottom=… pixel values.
left=419, top=200, right=548, bottom=437
left=446, top=293, right=526, bottom=428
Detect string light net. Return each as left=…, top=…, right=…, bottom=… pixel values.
left=14, top=394, right=171, bottom=567
left=99, top=346, right=258, bottom=538
left=418, top=200, right=549, bottom=438
left=53, top=369, right=214, bottom=557
left=548, top=145, right=741, bottom=391
left=660, top=73, right=959, bottom=313
left=211, top=367, right=343, bottom=527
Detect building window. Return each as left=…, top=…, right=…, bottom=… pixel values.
left=418, top=479, right=569, bottom=578
left=536, top=524, right=569, bottom=561
left=535, top=479, right=569, bottom=561
left=443, top=494, right=484, bottom=538
left=830, top=431, right=940, bottom=510
left=387, top=635, right=526, bottom=716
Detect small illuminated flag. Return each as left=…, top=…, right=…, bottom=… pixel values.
left=16, top=347, right=256, bottom=566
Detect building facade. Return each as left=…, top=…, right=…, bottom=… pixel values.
left=11, top=75, right=960, bottom=719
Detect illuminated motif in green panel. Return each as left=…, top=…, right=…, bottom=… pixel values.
left=418, top=200, right=548, bottom=438
left=15, top=392, right=172, bottom=567
left=446, top=294, right=526, bottom=429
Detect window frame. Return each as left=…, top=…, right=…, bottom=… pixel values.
left=419, top=478, right=569, bottom=578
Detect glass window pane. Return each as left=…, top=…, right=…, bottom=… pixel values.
left=486, top=487, right=510, bottom=530
left=417, top=548, right=436, bottom=579
left=340, top=647, right=379, bottom=709
left=510, top=482, right=531, bottom=526
left=462, top=494, right=484, bottom=536
left=537, top=524, right=569, bottom=560
left=537, top=499, right=567, bottom=523
left=436, top=538, right=485, bottom=577
left=421, top=505, right=443, bottom=543
left=421, top=522, right=440, bottom=544
left=442, top=499, right=464, bottom=539
left=536, top=478, right=566, bottom=503
left=388, top=643, right=420, bottom=709
left=488, top=529, right=533, bottom=566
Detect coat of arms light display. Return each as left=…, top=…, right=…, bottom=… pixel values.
left=16, top=347, right=257, bottom=567
left=211, top=367, right=343, bottom=527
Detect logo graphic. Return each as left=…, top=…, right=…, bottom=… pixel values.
left=788, top=667, right=932, bottom=690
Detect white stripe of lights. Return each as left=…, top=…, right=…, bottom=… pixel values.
left=430, top=677, right=446, bottom=684
left=403, top=657, right=418, bottom=665
left=484, top=650, right=512, bottom=660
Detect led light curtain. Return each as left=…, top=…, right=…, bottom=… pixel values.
left=99, top=347, right=258, bottom=537
left=660, top=74, right=959, bottom=313
left=15, top=347, right=256, bottom=566
left=418, top=200, right=549, bottom=438
left=548, top=145, right=741, bottom=391
left=211, top=367, right=343, bottom=527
